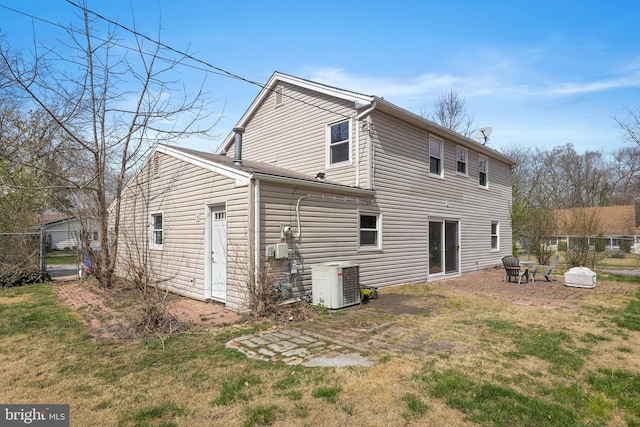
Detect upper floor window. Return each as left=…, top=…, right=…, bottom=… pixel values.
left=429, top=136, right=443, bottom=177
left=479, top=156, right=488, bottom=188
left=359, top=212, right=381, bottom=249
left=151, top=213, right=163, bottom=249
left=456, top=146, right=468, bottom=175
left=327, top=120, right=350, bottom=165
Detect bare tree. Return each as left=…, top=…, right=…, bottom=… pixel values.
left=421, top=90, right=475, bottom=137
left=615, top=106, right=640, bottom=147
left=562, top=208, right=605, bottom=268
left=609, top=146, right=640, bottom=205
left=0, top=4, right=215, bottom=288
left=534, top=144, right=611, bottom=209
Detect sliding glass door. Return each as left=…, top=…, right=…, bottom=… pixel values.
left=429, top=219, right=459, bottom=276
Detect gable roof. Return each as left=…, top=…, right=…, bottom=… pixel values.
left=556, top=205, right=640, bottom=235
left=216, top=71, right=515, bottom=166
left=159, top=145, right=374, bottom=196
left=38, top=214, right=74, bottom=226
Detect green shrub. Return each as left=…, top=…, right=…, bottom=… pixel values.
left=0, top=270, right=50, bottom=288
left=619, top=238, right=632, bottom=253
left=558, top=241, right=567, bottom=251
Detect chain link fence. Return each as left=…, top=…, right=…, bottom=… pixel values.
left=0, top=229, right=83, bottom=284
left=516, top=234, right=640, bottom=271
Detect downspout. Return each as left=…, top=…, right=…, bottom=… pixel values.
left=355, top=102, right=376, bottom=188
left=254, top=179, right=261, bottom=284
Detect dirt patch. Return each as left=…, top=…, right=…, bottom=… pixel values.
left=365, top=291, right=444, bottom=316
left=54, top=281, right=243, bottom=340
left=299, top=268, right=638, bottom=359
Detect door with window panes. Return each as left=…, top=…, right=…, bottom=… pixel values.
left=210, top=206, right=227, bottom=301
left=428, top=219, right=459, bottom=275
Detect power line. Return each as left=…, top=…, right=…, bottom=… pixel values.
left=0, top=1, right=355, bottom=125
left=62, top=0, right=353, bottom=120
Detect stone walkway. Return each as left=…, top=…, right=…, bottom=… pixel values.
left=226, top=328, right=373, bottom=367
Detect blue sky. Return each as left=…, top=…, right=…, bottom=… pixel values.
left=1, top=0, right=639, bottom=156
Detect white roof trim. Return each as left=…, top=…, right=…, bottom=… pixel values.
left=216, top=71, right=375, bottom=154
left=109, top=144, right=251, bottom=213
left=158, top=145, right=251, bottom=186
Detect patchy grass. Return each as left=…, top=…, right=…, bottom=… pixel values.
left=401, top=393, right=429, bottom=420
left=45, top=254, right=78, bottom=265
left=213, top=374, right=262, bottom=405
left=587, top=368, right=640, bottom=425
left=118, top=401, right=186, bottom=426
left=418, top=369, right=593, bottom=426
left=1, top=273, right=640, bottom=425
left=614, top=288, right=640, bottom=331
left=312, top=386, right=342, bottom=403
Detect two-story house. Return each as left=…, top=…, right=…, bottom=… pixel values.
left=113, top=72, right=515, bottom=312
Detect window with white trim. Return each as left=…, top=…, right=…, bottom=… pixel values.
left=456, top=146, right=468, bottom=175
left=491, top=221, right=499, bottom=250
left=151, top=213, right=163, bottom=249
left=429, top=136, right=443, bottom=177
left=327, top=120, right=350, bottom=165
left=359, top=212, right=380, bottom=249
left=479, top=155, right=488, bottom=188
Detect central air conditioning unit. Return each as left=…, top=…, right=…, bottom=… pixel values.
left=311, top=261, right=360, bottom=309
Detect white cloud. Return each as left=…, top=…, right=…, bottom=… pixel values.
left=302, top=67, right=465, bottom=101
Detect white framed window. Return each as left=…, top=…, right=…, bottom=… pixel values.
left=327, top=119, right=351, bottom=166
left=479, top=155, right=488, bottom=188
left=456, top=146, right=468, bottom=176
left=491, top=221, right=499, bottom=250
left=359, top=212, right=381, bottom=250
left=151, top=212, right=163, bottom=249
left=429, top=136, right=443, bottom=177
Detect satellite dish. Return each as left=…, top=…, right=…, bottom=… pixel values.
left=474, top=127, right=492, bottom=145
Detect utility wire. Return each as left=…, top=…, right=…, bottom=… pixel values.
left=0, top=1, right=358, bottom=126
left=63, top=0, right=354, bottom=120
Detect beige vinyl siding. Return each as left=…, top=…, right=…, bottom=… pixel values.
left=227, top=82, right=364, bottom=187
left=369, top=111, right=512, bottom=281
left=247, top=108, right=512, bottom=293
left=115, top=151, right=250, bottom=311
left=257, top=181, right=379, bottom=294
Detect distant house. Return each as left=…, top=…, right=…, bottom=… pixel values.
left=40, top=215, right=100, bottom=251
left=112, top=72, right=515, bottom=312
left=554, top=205, right=640, bottom=252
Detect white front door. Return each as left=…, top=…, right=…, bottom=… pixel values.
left=210, top=206, right=227, bottom=301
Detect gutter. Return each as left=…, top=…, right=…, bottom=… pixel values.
left=250, top=172, right=375, bottom=197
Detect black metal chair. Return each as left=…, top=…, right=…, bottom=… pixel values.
left=502, top=255, right=529, bottom=285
